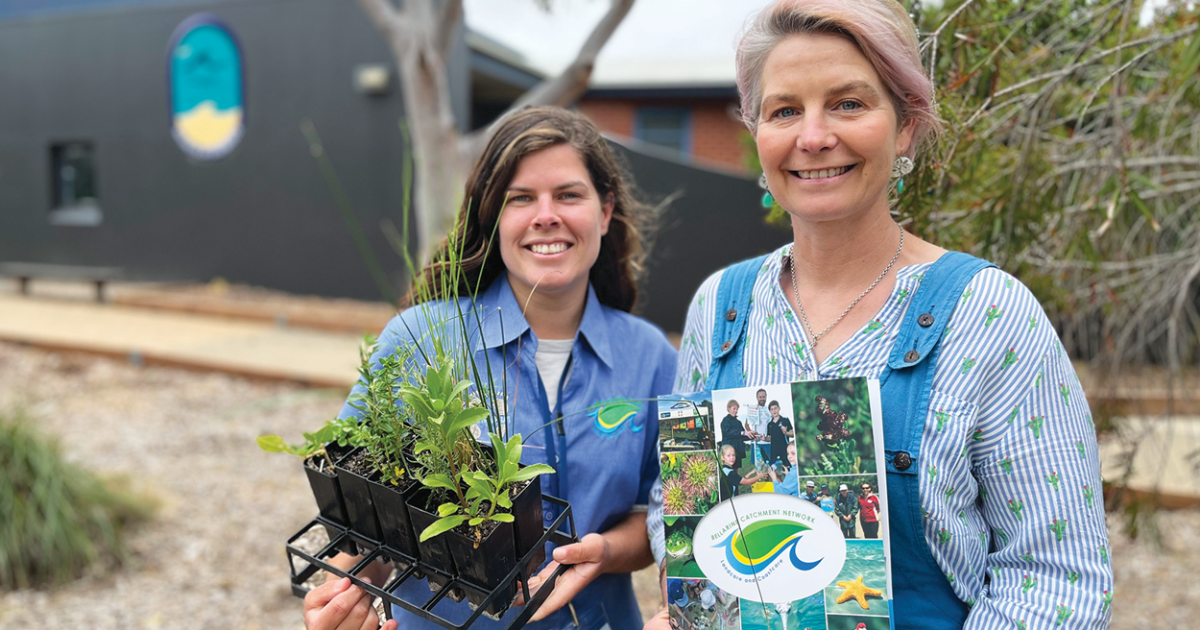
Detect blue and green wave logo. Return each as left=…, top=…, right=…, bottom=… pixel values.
left=713, top=519, right=823, bottom=575
left=589, top=399, right=643, bottom=436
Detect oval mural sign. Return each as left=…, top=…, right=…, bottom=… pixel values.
left=167, top=15, right=244, bottom=159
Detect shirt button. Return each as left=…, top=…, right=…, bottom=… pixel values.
left=894, top=452, right=912, bottom=471
left=725, top=308, right=737, bottom=322
left=721, top=341, right=733, bottom=352
left=904, top=350, right=920, bottom=363
left=918, top=313, right=935, bottom=327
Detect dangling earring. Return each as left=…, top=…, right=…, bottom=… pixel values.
left=891, top=156, right=914, bottom=194
left=759, top=173, right=774, bottom=209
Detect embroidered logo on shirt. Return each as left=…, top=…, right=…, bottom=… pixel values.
left=589, top=398, right=644, bottom=436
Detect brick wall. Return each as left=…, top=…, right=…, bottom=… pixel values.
left=577, top=97, right=751, bottom=174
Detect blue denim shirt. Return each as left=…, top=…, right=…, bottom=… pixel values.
left=339, top=274, right=677, bottom=629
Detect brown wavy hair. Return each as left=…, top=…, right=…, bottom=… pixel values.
left=403, top=106, right=652, bottom=313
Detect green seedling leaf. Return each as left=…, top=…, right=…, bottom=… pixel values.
left=490, top=513, right=515, bottom=523
left=496, top=494, right=512, bottom=509
left=506, top=434, right=523, bottom=463
left=420, top=515, right=468, bottom=542
left=256, top=435, right=289, bottom=453
left=509, top=464, right=555, bottom=482
left=421, top=474, right=458, bottom=491
left=469, top=517, right=484, bottom=526
left=438, top=502, right=461, bottom=517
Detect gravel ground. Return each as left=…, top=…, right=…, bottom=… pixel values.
left=0, top=341, right=1196, bottom=629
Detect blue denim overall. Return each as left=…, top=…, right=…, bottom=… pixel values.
left=708, top=251, right=993, bottom=630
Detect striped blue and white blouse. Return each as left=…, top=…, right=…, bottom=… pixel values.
left=649, top=244, right=1114, bottom=629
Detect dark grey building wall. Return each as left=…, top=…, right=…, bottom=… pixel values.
left=613, top=142, right=789, bottom=334
left=0, top=0, right=438, bottom=300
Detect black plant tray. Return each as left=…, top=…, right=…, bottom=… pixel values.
left=285, top=495, right=577, bottom=630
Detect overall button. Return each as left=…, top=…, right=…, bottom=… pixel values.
left=918, top=313, right=935, bottom=327
left=893, top=452, right=912, bottom=471
left=904, top=350, right=920, bottom=363
left=725, top=308, right=738, bottom=322
left=720, top=341, right=733, bottom=352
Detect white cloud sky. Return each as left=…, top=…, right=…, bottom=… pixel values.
left=464, top=0, right=773, bottom=84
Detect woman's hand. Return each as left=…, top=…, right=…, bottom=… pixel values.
left=303, top=577, right=398, bottom=630
left=520, top=533, right=610, bottom=621
left=643, top=606, right=672, bottom=630
left=767, top=467, right=780, bottom=483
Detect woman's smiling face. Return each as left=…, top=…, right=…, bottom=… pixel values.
left=498, top=143, right=613, bottom=303
left=754, top=32, right=914, bottom=225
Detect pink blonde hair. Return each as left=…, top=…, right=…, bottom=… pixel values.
left=735, top=0, right=940, bottom=155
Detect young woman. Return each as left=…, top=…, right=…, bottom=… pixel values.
left=857, top=482, right=881, bottom=539
left=303, top=106, right=677, bottom=630
left=649, top=1, right=1112, bottom=628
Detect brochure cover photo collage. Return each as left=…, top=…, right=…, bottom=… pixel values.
left=658, top=378, right=894, bottom=630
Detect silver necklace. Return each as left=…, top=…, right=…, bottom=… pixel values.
left=788, top=224, right=904, bottom=348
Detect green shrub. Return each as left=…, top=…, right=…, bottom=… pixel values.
left=0, top=413, right=155, bottom=589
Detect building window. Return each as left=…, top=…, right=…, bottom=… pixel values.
left=634, top=107, right=691, bottom=154
left=49, top=142, right=102, bottom=226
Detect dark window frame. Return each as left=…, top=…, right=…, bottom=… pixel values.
left=48, top=141, right=102, bottom=227
left=633, top=106, right=693, bottom=155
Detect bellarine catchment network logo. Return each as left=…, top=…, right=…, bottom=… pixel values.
left=694, top=492, right=846, bottom=602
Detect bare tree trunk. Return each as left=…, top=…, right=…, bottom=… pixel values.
left=356, top=0, right=636, bottom=263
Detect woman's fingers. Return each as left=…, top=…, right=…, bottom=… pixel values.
left=644, top=606, right=672, bottom=630
left=302, top=576, right=378, bottom=630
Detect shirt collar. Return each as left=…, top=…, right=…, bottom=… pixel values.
left=475, top=274, right=614, bottom=369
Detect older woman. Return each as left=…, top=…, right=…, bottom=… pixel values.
left=648, top=1, right=1113, bottom=629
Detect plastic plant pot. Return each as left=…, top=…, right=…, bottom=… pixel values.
left=445, top=519, right=518, bottom=619
left=407, top=487, right=463, bottom=600
left=509, top=474, right=546, bottom=578
left=304, top=455, right=349, bottom=528
left=367, top=472, right=421, bottom=563
left=333, top=447, right=384, bottom=542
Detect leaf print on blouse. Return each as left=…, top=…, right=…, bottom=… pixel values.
left=961, top=357, right=977, bottom=374
left=985, top=304, right=1004, bottom=327
left=937, top=528, right=952, bottom=544
left=768, top=356, right=778, bottom=372
left=1028, top=415, right=1045, bottom=438
left=837, top=364, right=851, bottom=378
left=691, top=368, right=705, bottom=391
left=791, top=341, right=807, bottom=361
left=1068, top=571, right=1081, bottom=586
left=927, top=464, right=938, bottom=479
left=697, top=293, right=704, bottom=309
left=1046, top=471, right=1061, bottom=491
left=1083, top=484, right=1095, bottom=508
left=864, top=319, right=883, bottom=335
left=765, top=313, right=775, bottom=330
left=1050, top=518, right=1068, bottom=541
left=1005, top=276, right=1015, bottom=290
left=1055, top=605, right=1074, bottom=627
left=1000, top=456, right=1014, bottom=474
left=1075, top=441, right=1087, bottom=458
left=1000, top=348, right=1018, bottom=370
left=1059, top=383, right=1071, bottom=405
left=1028, top=315, right=1038, bottom=331
left=783, top=309, right=794, bottom=323
left=994, top=527, right=1008, bottom=547
left=1021, top=551, right=1035, bottom=563
left=895, top=287, right=910, bottom=306
left=945, top=486, right=956, bottom=500
left=1016, top=619, right=1028, bottom=630
left=1101, top=589, right=1113, bottom=612
left=1021, top=574, right=1037, bottom=593
left=962, top=287, right=975, bottom=303
left=1098, top=546, right=1109, bottom=564
left=935, top=409, right=950, bottom=432
left=1008, top=406, right=1020, bottom=424
left=1008, top=499, right=1024, bottom=520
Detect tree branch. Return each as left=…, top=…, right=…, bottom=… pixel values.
left=436, top=0, right=464, bottom=58
left=462, top=0, right=635, bottom=158
left=356, top=0, right=401, bottom=33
